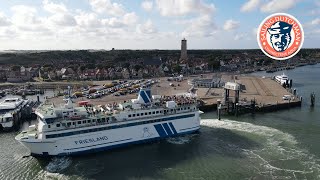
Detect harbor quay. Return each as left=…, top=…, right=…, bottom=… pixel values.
left=196, top=74, right=301, bottom=115
left=42, top=73, right=301, bottom=116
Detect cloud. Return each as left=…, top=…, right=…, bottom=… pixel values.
left=123, top=12, right=138, bottom=25
left=11, top=5, right=46, bottom=31
left=89, top=0, right=126, bottom=16
left=155, top=0, right=216, bottom=17
left=234, top=33, right=247, bottom=41
left=43, top=0, right=67, bottom=14
left=0, top=27, right=16, bottom=40
left=75, top=11, right=137, bottom=29
left=43, top=0, right=76, bottom=27
left=240, top=0, right=260, bottom=12
left=223, top=19, right=240, bottom=31
left=48, top=13, right=77, bottom=26
left=305, top=18, right=320, bottom=27
left=75, top=12, right=101, bottom=27
left=311, top=18, right=320, bottom=25
left=0, top=12, right=11, bottom=26
left=102, top=17, right=125, bottom=28
left=181, top=15, right=217, bottom=37
left=141, top=1, right=153, bottom=12
left=260, top=0, right=298, bottom=13
left=137, top=19, right=157, bottom=34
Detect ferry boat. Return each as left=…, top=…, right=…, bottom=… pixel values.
left=0, top=98, right=29, bottom=130
left=15, top=88, right=202, bottom=156
left=275, top=73, right=289, bottom=85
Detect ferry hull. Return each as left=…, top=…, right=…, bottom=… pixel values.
left=17, top=113, right=200, bottom=156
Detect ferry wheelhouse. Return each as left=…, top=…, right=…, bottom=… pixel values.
left=15, top=88, right=202, bottom=156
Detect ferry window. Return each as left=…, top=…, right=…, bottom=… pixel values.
left=188, top=107, right=190, bottom=109
left=141, top=113, right=144, bottom=116
left=74, top=113, right=77, bottom=115
left=128, top=114, right=132, bottom=117
left=83, top=120, right=86, bottom=124
left=102, top=119, right=106, bottom=123
left=152, top=111, right=155, bottom=114
left=156, top=111, right=159, bottom=114
left=67, top=122, right=71, bottom=126
left=93, top=119, right=95, bottom=122
left=145, top=112, right=148, bottom=115
left=149, top=112, right=151, bottom=115
left=137, top=114, right=140, bottom=116
left=160, top=111, right=163, bottom=113
left=78, top=121, right=81, bottom=124
left=184, top=107, right=187, bottom=110
left=171, top=109, right=173, bottom=112
left=48, top=125, right=51, bottom=128
left=72, top=122, right=75, bottom=125
left=56, top=123, right=60, bottom=127
left=88, top=120, right=91, bottom=123
left=133, top=114, right=136, bottom=117
left=97, top=119, right=101, bottom=123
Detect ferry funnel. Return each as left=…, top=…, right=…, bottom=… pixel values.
left=137, top=88, right=152, bottom=104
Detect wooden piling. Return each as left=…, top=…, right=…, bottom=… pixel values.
left=311, top=93, right=315, bottom=107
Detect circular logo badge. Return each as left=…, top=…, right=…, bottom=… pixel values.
left=257, top=13, right=304, bottom=60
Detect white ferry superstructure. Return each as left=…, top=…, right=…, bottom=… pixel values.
left=15, top=88, right=202, bottom=156
left=0, top=98, right=29, bottom=130
left=275, top=73, right=289, bottom=85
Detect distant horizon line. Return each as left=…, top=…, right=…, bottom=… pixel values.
left=0, top=48, right=319, bottom=52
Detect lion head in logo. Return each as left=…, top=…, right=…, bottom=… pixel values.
left=268, top=21, right=292, bottom=52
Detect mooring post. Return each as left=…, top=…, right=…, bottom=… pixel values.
left=218, top=104, right=221, bottom=120
left=235, top=103, right=239, bottom=117
left=251, top=99, right=256, bottom=114
left=311, top=92, right=315, bottom=107
left=217, top=99, right=221, bottom=120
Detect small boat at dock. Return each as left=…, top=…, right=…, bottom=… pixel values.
left=275, top=73, right=289, bottom=85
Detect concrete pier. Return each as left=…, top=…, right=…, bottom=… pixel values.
left=198, top=75, right=301, bottom=115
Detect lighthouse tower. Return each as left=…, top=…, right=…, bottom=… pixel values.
left=180, top=38, right=188, bottom=62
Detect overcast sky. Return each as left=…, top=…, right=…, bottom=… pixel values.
left=0, top=0, right=319, bottom=50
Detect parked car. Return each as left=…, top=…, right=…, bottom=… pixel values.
left=282, top=95, right=292, bottom=100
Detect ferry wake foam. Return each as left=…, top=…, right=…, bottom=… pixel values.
left=15, top=88, right=202, bottom=156
left=201, top=119, right=320, bottom=178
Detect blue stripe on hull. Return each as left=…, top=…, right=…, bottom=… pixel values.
left=30, top=128, right=200, bottom=157
left=154, top=124, right=167, bottom=137
left=162, top=123, right=173, bottom=136
left=168, top=122, right=177, bottom=134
